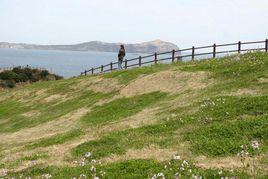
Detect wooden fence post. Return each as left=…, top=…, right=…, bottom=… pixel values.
left=172, top=49, right=175, bottom=63
left=192, top=46, right=195, bottom=61
left=213, top=44, right=216, bottom=58
left=265, top=39, right=268, bottom=52
left=154, top=53, right=157, bottom=64
left=84, top=70, right=87, bottom=76
left=125, top=60, right=127, bottom=69
left=238, top=41, right=241, bottom=53
left=139, top=56, right=142, bottom=66
left=110, top=62, right=113, bottom=71
left=91, top=68, right=94, bottom=75
left=101, top=65, right=103, bottom=73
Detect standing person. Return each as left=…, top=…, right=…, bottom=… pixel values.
left=118, top=45, right=125, bottom=70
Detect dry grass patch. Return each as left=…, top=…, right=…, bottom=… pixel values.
left=0, top=108, right=90, bottom=146
left=0, top=106, right=163, bottom=171
left=18, top=89, right=48, bottom=103
left=94, top=95, right=122, bottom=106
left=73, top=76, right=122, bottom=94
left=229, top=88, right=262, bottom=96
left=38, top=107, right=162, bottom=166
left=195, top=154, right=267, bottom=174
left=98, top=107, right=160, bottom=134
left=258, top=77, right=268, bottom=84
left=21, top=110, right=40, bottom=118
left=120, top=70, right=212, bottom=97
left=101, top=145, right=177, bottom=164
left=195, top=156, right=244, bottom=169
left=43, top=94, right=68, bottom=103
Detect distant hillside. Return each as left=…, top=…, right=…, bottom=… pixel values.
left=0, top=40, right=179, bottom=53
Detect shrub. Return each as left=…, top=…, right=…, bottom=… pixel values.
left=0, top=66, right=63, bottom=88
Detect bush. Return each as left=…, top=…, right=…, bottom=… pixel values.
left=0, top=71, right=20, bottom=82
left=40, top=70, right=49, bottom=78
left=6, top=80, right=16, bottom=88
left=0, top=66, right=63, bottom=88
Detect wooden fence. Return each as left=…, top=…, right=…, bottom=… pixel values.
left=81, top=39, right=268, bottom=76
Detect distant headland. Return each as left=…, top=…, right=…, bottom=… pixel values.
left=0, top=40, right=179, bottom=54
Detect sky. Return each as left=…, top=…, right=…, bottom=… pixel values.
left=0, top=0, right=267, bottom=47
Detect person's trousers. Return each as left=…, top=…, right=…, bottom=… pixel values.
left=118, top=60, right=123, bottom=70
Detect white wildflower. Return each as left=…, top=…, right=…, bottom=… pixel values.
left=251, top=140, right=260, bottom=150
left=81, top=161, right=86, bottom=167
left=174, top=172, right=179, bottom=179
left=1, top=169, right=7, bottom=176
left=151, top=174, right=157, bottom=179
left=93, top=177, right=99, bottom=179
left=90, top=166, right=96, bottom=173
left=173, top=155, right=181, bottom=160
left=188, top=169, right=192, bottom=173
left=100, top=171, right=106, bottom=176
left=156, top=172, right=165, bottom=179
left=79, top=174, right=87, bottom=178
left=91, top=159, right=97, bottom=165
left=182, top=160, right=189, bottom=166
left=85, top=152, right=92, bottom=158
left=237, top=150, right=249, bottom=158
left=42, top=173, right=52, bottom=179
left=218, top=170, right=223, bottom=175
left=164, top=165, right=167, bottom=169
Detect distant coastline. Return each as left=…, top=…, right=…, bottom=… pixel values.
left=0, top=40, right=179, bottom=54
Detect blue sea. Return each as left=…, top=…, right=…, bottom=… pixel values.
left=0, top=48, right=143, bottom=78
left=0, top=46, right=240, bottom=78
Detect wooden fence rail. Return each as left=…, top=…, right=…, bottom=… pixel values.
left=81, top=39, right=268, bottom=76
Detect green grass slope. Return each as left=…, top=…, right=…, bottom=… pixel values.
left=0, top=52, right=267, bottom=178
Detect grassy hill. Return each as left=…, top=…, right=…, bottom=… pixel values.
left=0, top=52, right=267, bottom=178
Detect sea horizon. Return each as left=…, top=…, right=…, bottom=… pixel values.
left=0, top=48, right=145, bottom=78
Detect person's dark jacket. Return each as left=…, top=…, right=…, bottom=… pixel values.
left=118, top=48, right=125, bottom=61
